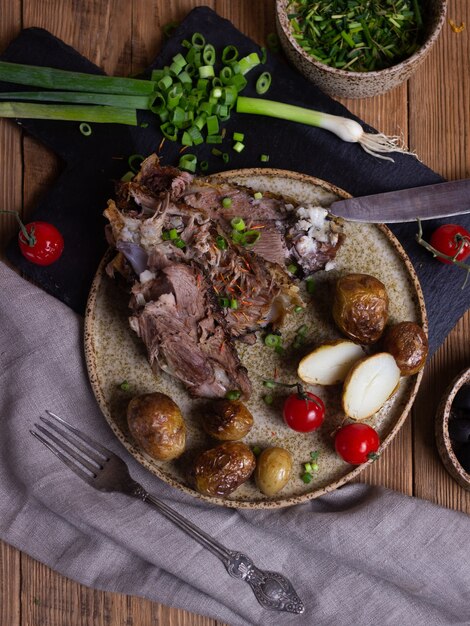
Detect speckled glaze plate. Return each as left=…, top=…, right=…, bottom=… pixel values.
left=85, top=169, right=427, bottom=509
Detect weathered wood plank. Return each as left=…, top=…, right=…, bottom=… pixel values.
left=409, top=0, right=470, bottom=510
left=0, top=0, right=22, bottom=622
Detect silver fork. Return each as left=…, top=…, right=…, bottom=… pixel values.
left=31, top=411, right=304, bottom=615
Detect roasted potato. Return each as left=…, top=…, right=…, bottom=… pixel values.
left=382, top=321, right=428, bottom=376
left=254, top=447, right=293, bottom=496
left=127, top=392, right=186, bottom=461
left=333, top=273, right=389, bottom=344
left=193, top=442, right=255, bottom=497
left=202, top=400, right=254, bottom=441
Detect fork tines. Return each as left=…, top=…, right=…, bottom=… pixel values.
left=30, top=411, right=110, bottom=484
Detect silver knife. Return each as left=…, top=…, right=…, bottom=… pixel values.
left=329, top=179, right=470, bottom=223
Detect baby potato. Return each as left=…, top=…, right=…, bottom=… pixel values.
left=127, top=392, right=186, bottom=461
left=255, top=447, right=293, bottom=496
left=382, top=321, right=428, bottom=376
left=333, top=273, right=389, bottom=345
left=203, top=400, right=254, bottom=441
left=193, top=442, right=255, bottom=497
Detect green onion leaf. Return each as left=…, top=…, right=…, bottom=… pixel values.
left=0, top=102, right=137, bottom=125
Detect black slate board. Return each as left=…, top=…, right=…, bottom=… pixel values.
left=1, top=7, right=469, bottom=355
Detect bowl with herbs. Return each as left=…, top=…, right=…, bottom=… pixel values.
left=276, top=0, right=447, bottom=98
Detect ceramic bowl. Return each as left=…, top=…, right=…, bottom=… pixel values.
left=435, top=367, right=470, bottom=489
left=275, top=0, right=447, bottom=99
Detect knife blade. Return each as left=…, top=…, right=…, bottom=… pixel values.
left=329, top=179, right=470, bottom=223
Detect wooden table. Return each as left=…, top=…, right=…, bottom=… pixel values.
left=1, top=1, right=469, bottom=624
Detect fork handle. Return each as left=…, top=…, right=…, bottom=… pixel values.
left=133, top=487, right=304, bottom=615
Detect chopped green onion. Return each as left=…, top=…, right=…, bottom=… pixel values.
left=304, top=463, right=313, bottom=473
left=222, top=197, right=233, bottom=208
left=163, top=22, right=179, bottom=38
left=253, top=192, right=263, bottom=200
left=219, top=297, right=229, bottom=307
left=310, top=451, right=320, bottom=461
left=287, top=263, right=298, bottom=274
left=260, top=154, right=270, bottom=162
left=264, top=334, right=281, bottom=348
left=230, top=298, right=238, bottom=310
left=275, top=345, right=285, bottom=356
left=169, top=228, right=178, bottom=240
left=206, top=134, right=223, bottom=143
left=119, top=380, right=131, bottom=391
left=128, top=153, right=145, bottom=173
left=263, top=394, right=274, bottom=405
left=191, top=32, right=205, bottom=49
left=222, top=45, right=239, bottom=64
left=238, top=52, right=261, bottom=75
left=173, top=238, right=186, bottom=249
left=233, top=131, right=245, bottom=141
left=203, top=44, right=216, bottom=65
left=211, top=148, right=223, bottom=157
left=256, top=71, right=272, bottom=95
left=263, top=379, right=276, bottom=389
left=161, top=230, right=170, bottom=241
left=311, top=463, right=319, bottom=472
left=301, top=473, right=313, bottom=484
left=178, top=153, right=197, bottom=172
left=231, top=216, right=245, bottom=231
left=233, top=141, right=245, bottom=153
left=306, top=278, right=315, bottom=294
left=297, top=324, right=308, bottom=337
left=260, top=46, right=267, bottom=64
left=252, top=445, right=262, bottom=456
left=294, top=305, right=303, bottom=313
left=222, top=153, right=230, bottom=164
left=199, top=65, right=215, bottom=79
left=242, top=230, right=261, bottom=246
left=216, top=236, right=227, bottom=250
left=120, top=171, right=134, bottom=182
left=267, top=32, right=281, bottom=53
left=226, top=390, right=241, bottom=401
left=79, top=122, right=92, bottom=136
left=200, top=160, right=209, bottom=172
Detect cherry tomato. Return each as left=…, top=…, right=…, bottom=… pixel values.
left=283, top=391, right=325, bottom=433
left=429, top=224, right=470, bottom=264
left=335, top=423, right=380, bottom=465
left=18, top=221, right=64, bottom=266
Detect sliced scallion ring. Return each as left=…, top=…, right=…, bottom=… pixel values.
left=256, top=71, right=272, bottom=95
left=79, top=122, right=92, bottom=136
left=128, top=153, right=145, bottom=172
left=178, top=153, right=197, bottom=172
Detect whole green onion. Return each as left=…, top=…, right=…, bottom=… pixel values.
left=0, top=102, right=137, bottom=125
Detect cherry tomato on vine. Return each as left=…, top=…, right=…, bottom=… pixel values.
left=283, top=391, right=325, bottom=433
left=429, top=224, right=470, bottom=264
left=18, top=221, right=64, bottom=266
left=334, top=423, right=380, bottom=465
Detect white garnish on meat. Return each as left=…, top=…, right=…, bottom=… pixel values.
left=324, top=260, right=336, bottom=271
left=295, top=235, right=318, bottom=257
left=139, top=270, right=156, bottom=283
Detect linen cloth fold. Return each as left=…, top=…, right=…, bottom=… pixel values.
left=1, top=259, right=469, bottom=626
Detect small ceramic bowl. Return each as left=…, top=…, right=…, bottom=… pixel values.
left=436, top=367, right=470, bottom=489
left=275, top=0, right=447, bottom=99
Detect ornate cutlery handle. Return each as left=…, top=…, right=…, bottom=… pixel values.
left=225, top=550, right=305, bottom=614
left=136, top=489, right=304, bottom=614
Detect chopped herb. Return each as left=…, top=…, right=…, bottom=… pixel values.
left=263, top=379, right=276, bottom=389
left=119, top=380, right=130, bottom=391
left=253, top=191, right=263, bottom=200
left=252, top=445, right=262, bottom=456
left=222, top=197, right=233, bottom=208
left=287, top=263, right=298, bottom=274
left=226, top=389, right=241, bottom=400
left=233, top=131, right=245, bottom=141
left=260, top=153, right=270, bottom=162
left=233, top=141, right=245, bottom=153
left=294, top=305, right=303, bottom=313
left=264, top=333, right=282, bottom=348
left=306, top=277, right=315, bottom=294
left=301, top=472, right=313, bottom=484
left=263, top=394, right=274, bottom=405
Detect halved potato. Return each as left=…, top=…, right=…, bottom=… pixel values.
left=298, top=340, right=365, bottom=385
left=342, top=353, right=401, bottom=420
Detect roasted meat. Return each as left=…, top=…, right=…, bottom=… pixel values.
left=104, top=154, right=344, bottom=399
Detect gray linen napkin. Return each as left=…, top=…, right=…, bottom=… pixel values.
left=1, top=259, right=470, bottom=626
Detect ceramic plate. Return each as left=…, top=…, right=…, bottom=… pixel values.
left=84, top=169, right=427, bottom=509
